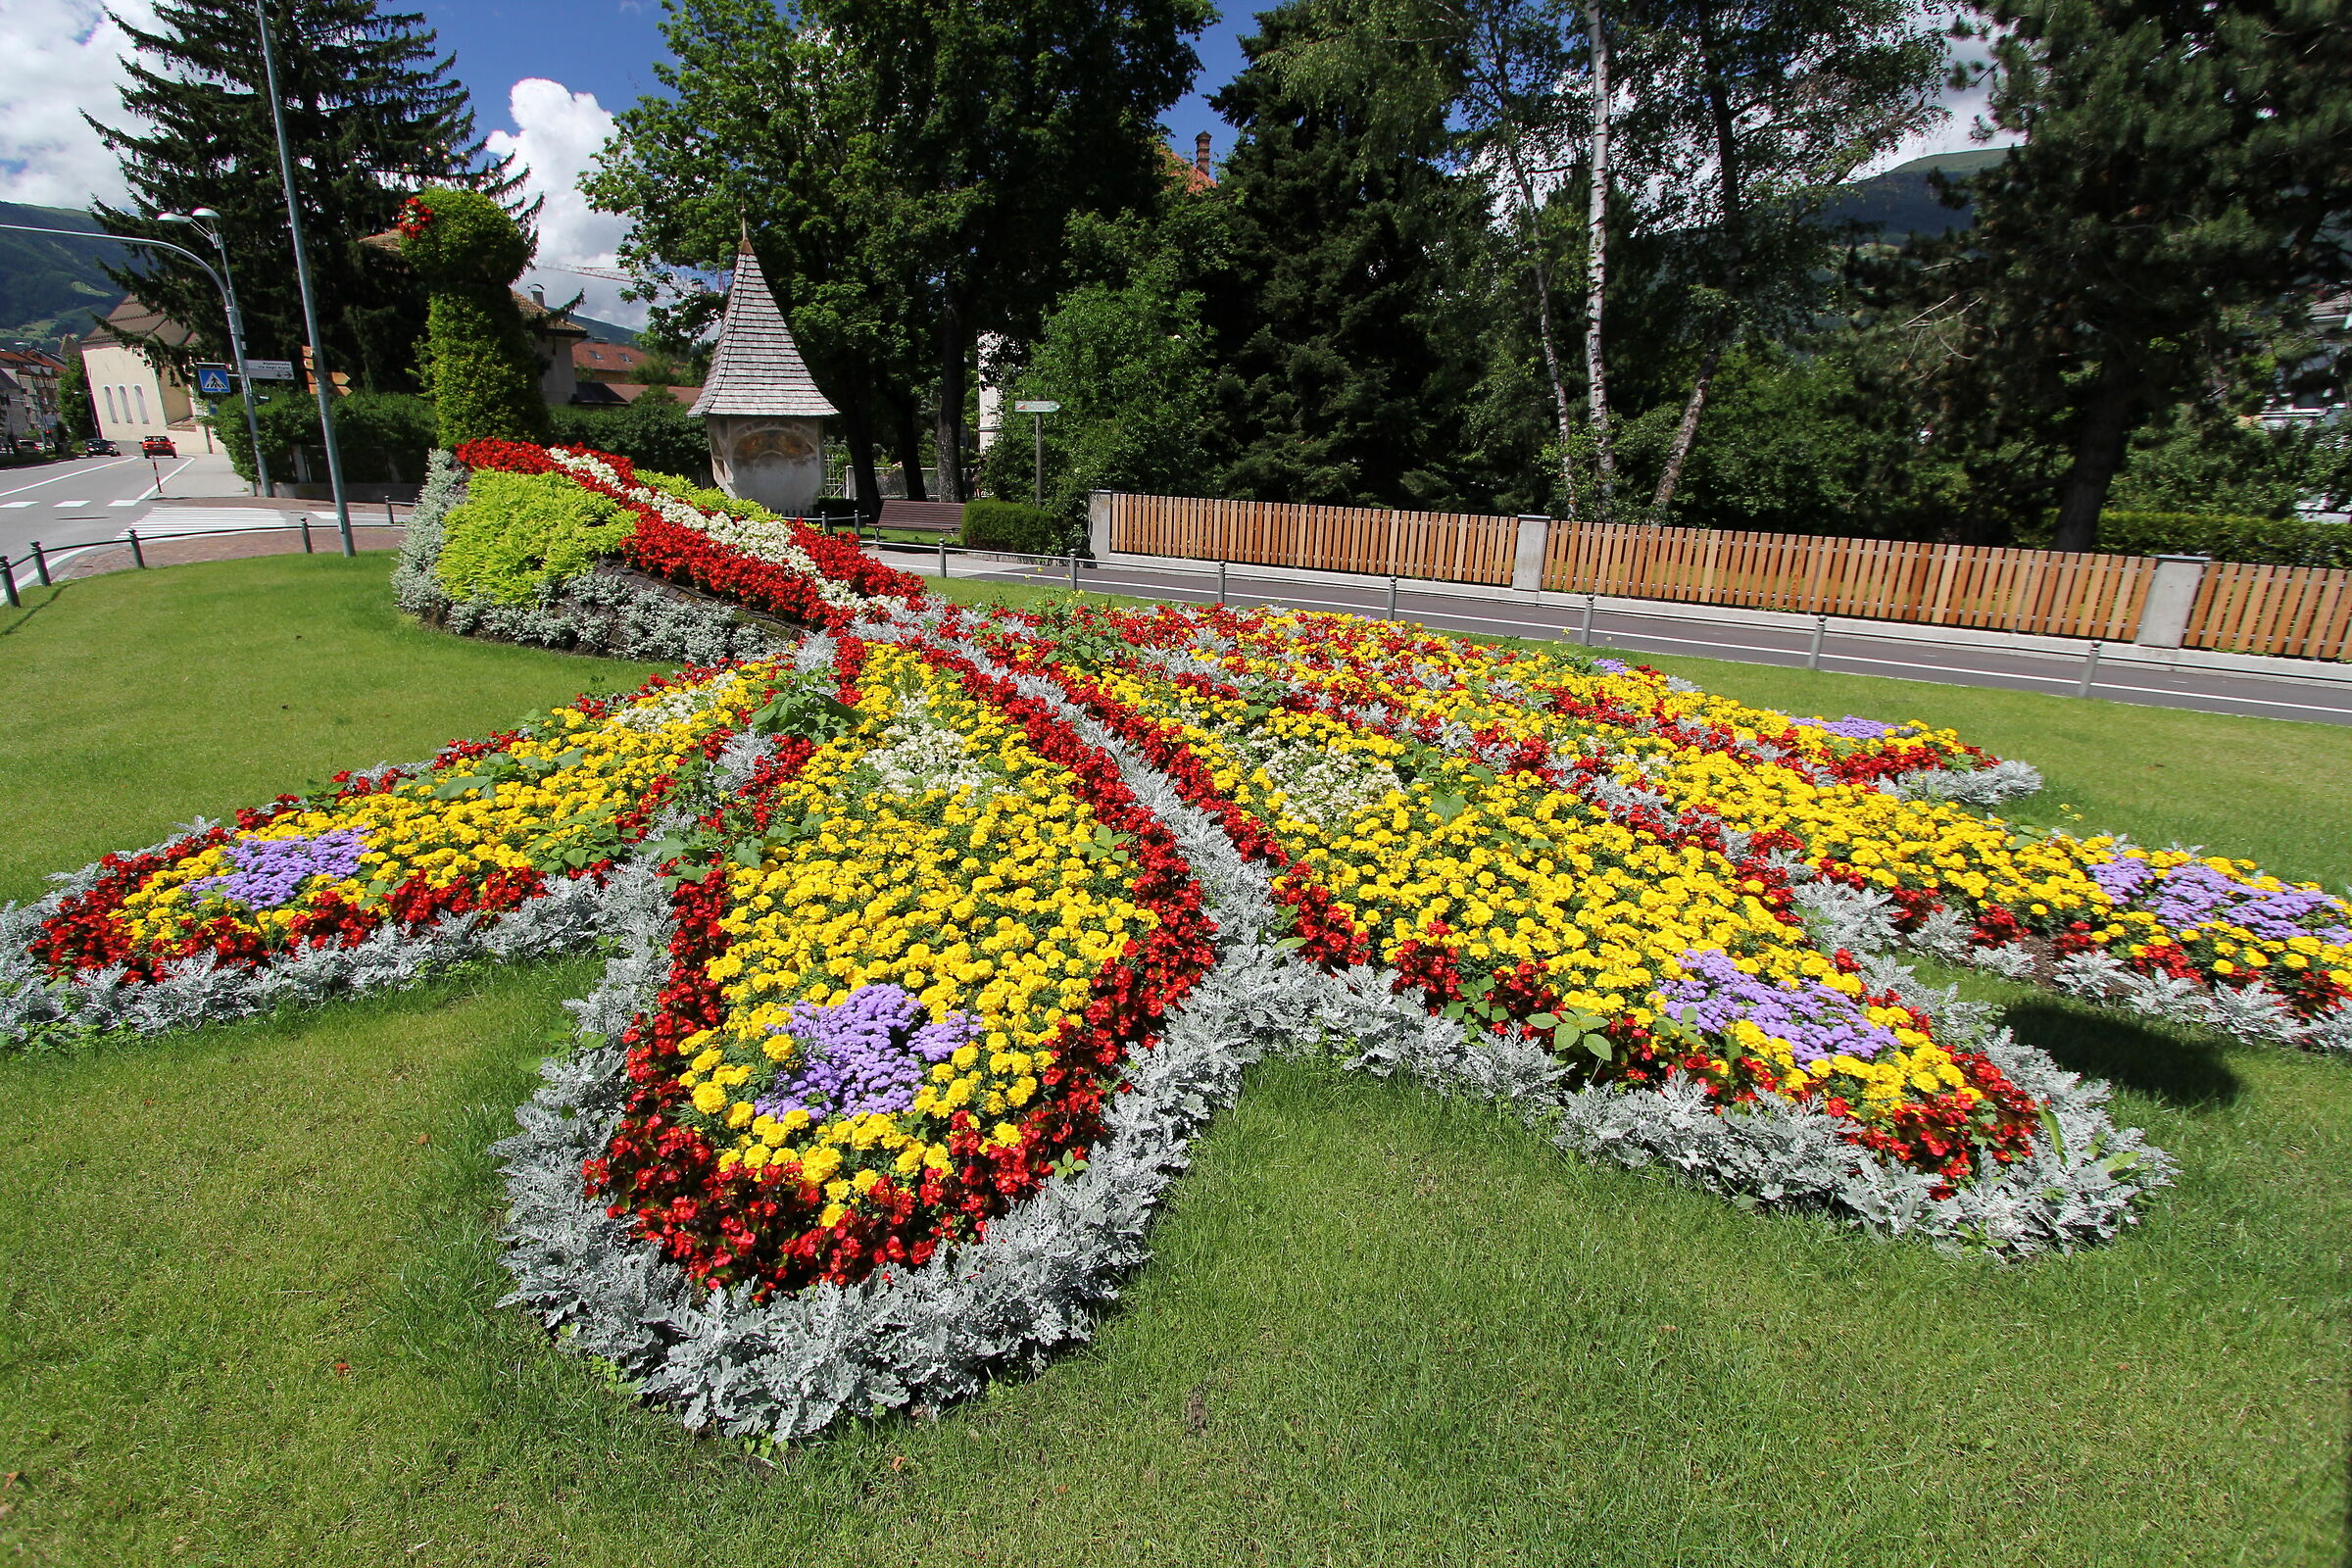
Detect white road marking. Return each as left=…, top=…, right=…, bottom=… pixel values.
left=0, top=501, right=30, bottom=509
left=0, top=457, right=138, bottom=499
left=127, top=457, right=196, bottom=502
left=51, top=499, right=85, bottom=507
left=110, top=499, right=139, bottom=507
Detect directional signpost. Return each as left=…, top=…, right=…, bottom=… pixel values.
left=244, top=359, right=296, bottom=381
left=1012, top=399, right=1059, bottom=511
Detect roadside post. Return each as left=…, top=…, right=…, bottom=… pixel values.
left=1012, top=401, right=1059, bottom=510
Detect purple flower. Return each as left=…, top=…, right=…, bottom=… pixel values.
left=2101, top=858, right=2351, bottom=944
left=1654, top=949, right=1902, bottom=1066
left=754, top=983, right=981, bottom=1121
left=1592, top=659, right=1630, bottom=674
left=1808, top=715, right=1899, bottom=741
left=187, top=830, right=368, bottom=908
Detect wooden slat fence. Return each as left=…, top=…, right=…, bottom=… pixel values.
left=1107, top=493, right=1517, bottom=587
left=2182, top=562, right=2352, bottom=661
left=1542, top=521, right=2153, bottom=640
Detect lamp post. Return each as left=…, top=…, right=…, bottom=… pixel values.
left=157, top=209, right=268, bottom=499
left=0, top=221, right=244, bottom=468
left=253, top=0, right=353, bottom=555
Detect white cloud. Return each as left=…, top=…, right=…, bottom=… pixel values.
left=485, top=78, right=645, bottom=329
left=1856, top=18, right=2019, bottom=178
left=0, top=0, right=156, bottom=207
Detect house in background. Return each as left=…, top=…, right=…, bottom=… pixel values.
left=0, top=347, right=65, bottom=448
left=78, top=297, right=219, bottom=451
left=569, top=332, right=702, bottom=409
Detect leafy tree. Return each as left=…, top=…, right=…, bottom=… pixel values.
left=398, top=190, right=550, bottom=446
left=87, top=0, right=516, bottom=392
left=56, top=354, right=97, bottom=445
left=1907, top=0, right=2352, bottom=549
left=592, top=0, right=1206, bottom=510
left=977, top=199, right=1227, bottom=526
left=1203, top=1, right=1488, bottom=510
left=1630, top=0, right=1942, bottom=519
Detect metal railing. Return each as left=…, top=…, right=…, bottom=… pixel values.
left=0, top=511, right=408, bottom=608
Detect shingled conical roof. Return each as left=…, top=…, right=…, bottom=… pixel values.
left=691, top=242, right=838, bottom=418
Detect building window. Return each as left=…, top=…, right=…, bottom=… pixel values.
left=134, top=384, right=148, bottom=424
left=103, top=384, right=117, bottom=423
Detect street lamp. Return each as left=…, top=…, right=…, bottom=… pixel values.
left=157, top=209, right=269, bottom=499
left=253, top=0, right=353, bottom=555
left=0, top=220, right=248, bottom=477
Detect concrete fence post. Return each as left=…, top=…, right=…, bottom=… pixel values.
left=2133, top=554, right=2209, bottom=649
left=1087, top=490, right=1113, bottom=561
left=1511, top=515, right=1549, bottom=594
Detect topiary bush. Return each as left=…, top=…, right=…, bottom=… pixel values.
left=434, top=468, right=632, bottom=604
left=398, top=188, right=552, bottom=449
left=961, top=498, right=1074, bottom=555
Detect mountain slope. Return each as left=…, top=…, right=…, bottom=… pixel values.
left=0, top=203, right=130, bottom=346
left=1820, top=148, right=2011, bottom=240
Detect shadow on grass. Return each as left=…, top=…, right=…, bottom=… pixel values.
left=2002, top=998, right=2243, bottom=1108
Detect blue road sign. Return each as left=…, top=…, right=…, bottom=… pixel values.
left=193, top=365, right=234, bottom=397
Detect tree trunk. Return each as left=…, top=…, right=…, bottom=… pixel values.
left=1501, top=144, right=1583, bottom=520
left=892, top=396, right=928, bottom=502
left=1650, top=336, right=1727, bottom=519
left=839, top=400, right=883, bottom=524
left=2052, top=363, right=2136, bottom=552
left=933, top=292, right=968, bottom=504
left=1582, top=0, right=1616, bottom=501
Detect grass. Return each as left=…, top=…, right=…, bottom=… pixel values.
left=1, top=557, right=2346, bottom=1566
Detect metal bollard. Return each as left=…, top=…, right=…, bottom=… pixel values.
left=128, top=529, right=146, bottom=569
left=1387, top=575, right=1398, bottom=619
left=1217, top=559, right=1227, bottom=606
left=938, top=536, right=948, bottom=577
left=1068, top=551, right=1078, bottom=592
left=1806, top=614, right=1826, bottom=669
left=28, top=540, right=49, bottom=587
left=2077, top=640, right=2102, bottom=699
left=301, top=514, right=314, bottom=554
left=1582, top=593, right=1597, bottom=645
left=2, top=557, right=18, bottom=609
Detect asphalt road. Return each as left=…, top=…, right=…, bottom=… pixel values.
left=902, top=547, right=2352, bottom=728
left=0, top=451, right=254, bottom=562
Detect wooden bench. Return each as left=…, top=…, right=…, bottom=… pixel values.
left=873, top=499, right=965, bottom=536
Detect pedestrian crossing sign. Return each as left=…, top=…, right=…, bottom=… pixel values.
left=194, top=365, right=233, bottom=397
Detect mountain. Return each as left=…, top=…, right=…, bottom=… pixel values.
left=567, top=312, right=640, bottom=346
left=0, top=202, right=131, bottom=347
left=1820, top=148, right=2012, bottom=241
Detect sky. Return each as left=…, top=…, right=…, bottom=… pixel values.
left=2, top=0, right=1999, bottom=330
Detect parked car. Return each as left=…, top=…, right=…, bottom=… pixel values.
left=140, top=435, right=176, bottom=457
left=84, top=437, right=119, bottom=456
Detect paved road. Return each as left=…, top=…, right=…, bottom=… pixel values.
left=898, top=547, right=2352, bottom=728
left=0, top=452, right=255, bottom=563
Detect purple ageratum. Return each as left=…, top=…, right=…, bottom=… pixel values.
left=753, top=983, right=982, bottom=1122
left=1654, top=949, right=1902, bottom=1067
left=1592, top=659, right=1631, bottom=674
left=186, top=829, right=368, bottom=909
left=1807, top=715, right=1901, bottom=741
left=2097, top=858, right=2351, bottom=944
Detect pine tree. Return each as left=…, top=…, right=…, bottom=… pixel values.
left=1913, top=0, right=2351, bottom=549
left=1205, top=1, right=1486, bottom=509
left=88, top=0, right=515, bottom=392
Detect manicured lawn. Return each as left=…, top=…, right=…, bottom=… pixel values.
left=1, top=557, right=2344, bottom=1566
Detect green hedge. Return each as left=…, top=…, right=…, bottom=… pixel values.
left=434, top=468, right=632, bottom=604
left=961, top=499, right=1073, bottom=555
left=2022, top=511, right=2351, bottom=568
left=221, top=390, right=436, bottom=489
left=549, top=392, right=710, bottom=484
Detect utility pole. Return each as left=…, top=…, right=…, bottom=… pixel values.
left=254, top=0, right=353, bottom=555
left=158, top=210, right=268, bottom=498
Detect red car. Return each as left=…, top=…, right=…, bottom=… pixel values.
left=140, top=435, right=176, bottom=457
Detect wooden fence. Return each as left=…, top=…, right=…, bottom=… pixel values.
left=2183, top=562, right=2352, bottom=661
left=1541, top=522, right=2153, bottom=640
left=1105, top=493, right=1518, bottom=587
left=1101, top=492, right=2352, bottom=661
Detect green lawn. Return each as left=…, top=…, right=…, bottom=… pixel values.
left=1, top=558, right=2345, bottom=1566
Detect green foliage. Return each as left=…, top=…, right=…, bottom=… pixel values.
left=2104, top=408, right=2352, bottom=520
left=635, top=468, right=780, bottom=522
left=548, top=389, right=710, bottom=483
left=400, top=190, right=549, bottom=448
left=220, top=390, right=435, bottom=489
left=433, top=469, right=633, bottom=604
left=2020, top=512, right=2352, bottom=570
left=960, top=499, right=1070, bottom=555
left=54, top=352, right=97, bottom=445
left=86, top=0, right=517, bottom=390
